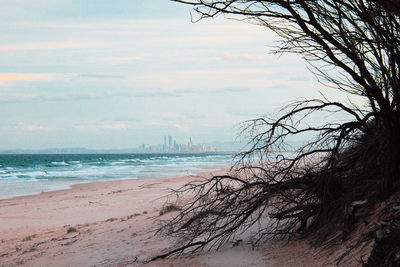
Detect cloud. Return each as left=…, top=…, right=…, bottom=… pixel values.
left=0, top=42, right=104, bottom=52
left=269, top=84, right=290, bottom=89
left=78, top=73, right=125, bottom=79
left=101, top=56, right=142, bottom=64
left=0, top=92, right=78, bottom=103
left=221, top=52, right=265, bottom=62
left=138, top=68, right=272, bottom=82
left=112, top=116, right=141, bottom=123
left=172, top=123, right=190, bottom=132
left=72, top=122, right=134, bottom=133
left=149, top=111, right=205, bottom=122
left=183, top=111, right=205, bottom=120
left=133, top=87, right=249, bottom=98
left=0, top=73, right=61, bottom=86
left=226, top=108, right=264, bottom=118
left=0, top=73, right=58, bottom=83
left=0, top=89, right=136, bottom=104
left=150, top=121, right=190, bottom=132
left=135, top=89, right=180, bottom=98
left=104, top=123, right=129, bottom=130
left=2, top=122, right=50, bottom=133
left=223, top=87, right=249, bottom=93
left=151, top=121, right=164, bottom=126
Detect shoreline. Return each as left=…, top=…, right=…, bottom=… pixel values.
left=0, top=165, right=333, bottom=266
left=0, top=167, right=240, bottom=266
left=0, top=164, right=229, bottom=202
left=0, top=165, right=230, bottom=228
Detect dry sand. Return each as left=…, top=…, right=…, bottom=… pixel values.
left=0, top=167, right=336, bottom=267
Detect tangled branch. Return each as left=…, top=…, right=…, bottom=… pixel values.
left=152, top=1, right=400, bottom=264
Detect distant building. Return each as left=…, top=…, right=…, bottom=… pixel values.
left=135, top=136, right=218, bottom=153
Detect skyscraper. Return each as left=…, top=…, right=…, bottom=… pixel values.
left=168, top=136, right=172, bottom=147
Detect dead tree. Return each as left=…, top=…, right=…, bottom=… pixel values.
left=153, top=0, right=400, bottom=264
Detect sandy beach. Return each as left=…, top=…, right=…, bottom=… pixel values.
left=0, top=167, right=334, bottom=267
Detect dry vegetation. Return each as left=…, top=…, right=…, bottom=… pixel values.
left=153, top=1, right=400, bottom=266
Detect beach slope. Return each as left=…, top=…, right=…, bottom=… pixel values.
left=0, top=170, right=325, bottom=266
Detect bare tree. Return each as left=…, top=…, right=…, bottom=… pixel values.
left=153, top=1, right=400, bottom=265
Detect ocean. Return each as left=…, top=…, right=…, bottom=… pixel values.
left=0, top=153, right=234, bottom=200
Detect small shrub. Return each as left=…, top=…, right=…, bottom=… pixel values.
left=143, top=211, right=148, bottom=215
left=159, top=204, right=181, bottom=216
left=23, top=246, right=36, bottom=254
left=22, top=235, right=36, bottom=242
left=106, top=218, right=118, bottom=222
left=67, top=227, right=78, bottom=233
left=127, top=213, right=141, bottom=219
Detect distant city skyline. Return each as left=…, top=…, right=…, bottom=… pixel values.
left=136, top=135, right=215, bottom=153
left=0, top=137, right=243, bottom=154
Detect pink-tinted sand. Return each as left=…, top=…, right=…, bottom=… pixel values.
left=0, top=167, right=350, bottom=266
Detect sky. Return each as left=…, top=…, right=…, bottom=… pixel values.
left=0, top=0, right=332, bottom=150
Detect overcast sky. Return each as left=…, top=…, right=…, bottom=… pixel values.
left=0, top=0, right=330, bottom=150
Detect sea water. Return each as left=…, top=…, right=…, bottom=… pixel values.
left=0, top=153, right=234, bottom=200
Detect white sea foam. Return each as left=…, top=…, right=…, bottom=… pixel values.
left=51, top=161, right=69, bottom=166
left=0, top=153, right=233, bottom=199
left=68, top=161, right=81, bottom=164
